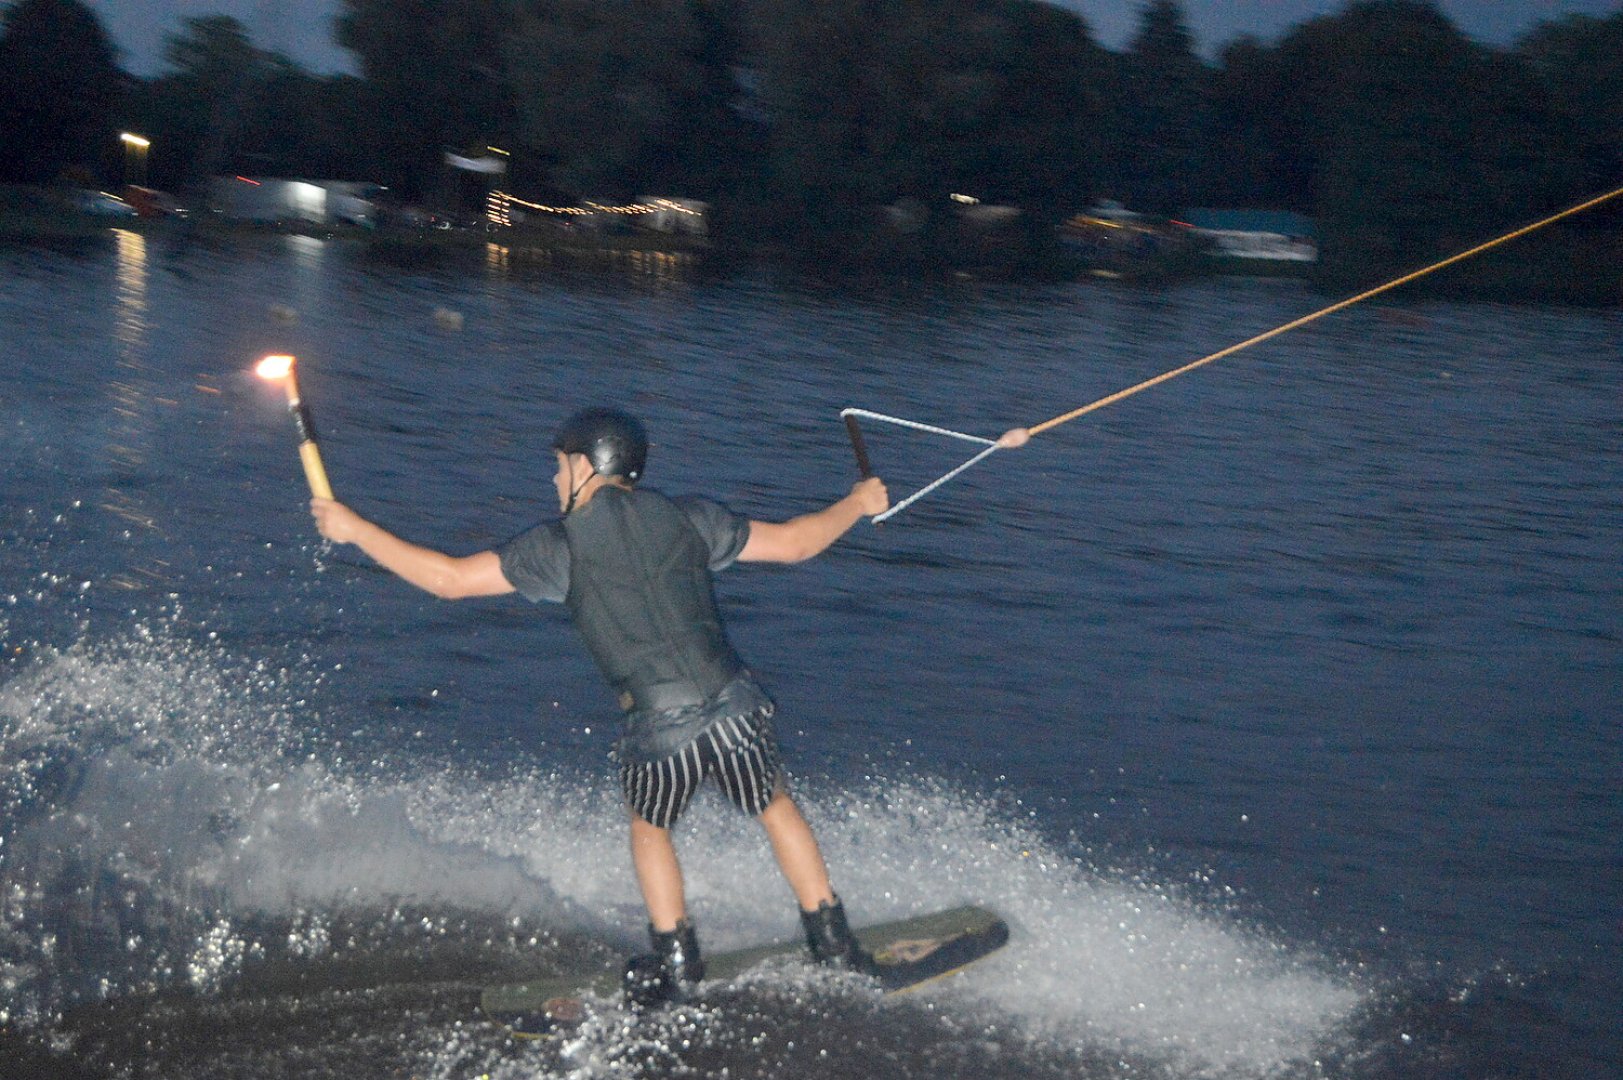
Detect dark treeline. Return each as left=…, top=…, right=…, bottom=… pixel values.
left=2, top=0, right=1620, bottom=290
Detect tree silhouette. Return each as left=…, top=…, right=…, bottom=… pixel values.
left=0, top=0, right=124, bottom=185
left=1110, top=0, right=1207, bottom=214
left=337, top=0, right=515, bottom=197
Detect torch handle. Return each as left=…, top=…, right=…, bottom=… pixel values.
left=299, top=440, right=334, bottom=500
left=282, top=375, right=333, bottom=499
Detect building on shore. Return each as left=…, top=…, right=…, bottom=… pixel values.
left=206, top=177, right=382, bottom=227
left=1176, top=209, right=1319, bottom=263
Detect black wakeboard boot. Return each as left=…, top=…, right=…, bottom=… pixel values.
left=800, top=896, right=879, bottom=979
left=623, top=918, right=705, bottom=1007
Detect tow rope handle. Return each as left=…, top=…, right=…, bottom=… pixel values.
left=844, top=412, right=874, bottom=478
left=839, top=409, right=1015, bottom=523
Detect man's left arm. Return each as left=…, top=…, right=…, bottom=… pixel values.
left=737, top=477, right=889, bottom=564
left=310, top=497, right=515, bottom=599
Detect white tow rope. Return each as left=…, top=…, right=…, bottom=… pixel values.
left=840, top=408, right=1004, bottom=523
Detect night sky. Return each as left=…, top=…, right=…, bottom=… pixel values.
left=82, top=0, right=1621, bottom=77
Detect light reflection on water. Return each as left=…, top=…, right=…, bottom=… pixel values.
left=102, top=228, right=172, bottom=591
left=485, top=239, right=698, bottom=286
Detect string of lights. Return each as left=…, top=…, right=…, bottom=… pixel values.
left=487, top=191, right=703, bottom=222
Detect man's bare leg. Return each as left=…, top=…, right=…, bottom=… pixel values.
left=758, top=789, right=838, bottom=911
left=629, top=810, right=687, bottom=931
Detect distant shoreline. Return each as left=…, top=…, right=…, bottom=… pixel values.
left=2, top=193, right=1616, bottom=307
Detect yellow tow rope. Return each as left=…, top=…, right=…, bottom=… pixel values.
left=1026, top=182, right=1623, bottom=438
left=848, top=182, right=1623, bottom=520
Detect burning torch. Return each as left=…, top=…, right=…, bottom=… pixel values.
left=255, top=354, right=334, bottom=499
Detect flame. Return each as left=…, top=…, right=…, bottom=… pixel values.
left=256, top=354, right=295, bottom=380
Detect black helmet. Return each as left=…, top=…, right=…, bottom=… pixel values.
left=553, top=407, right=648, bottom=483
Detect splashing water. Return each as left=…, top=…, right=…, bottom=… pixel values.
left=2, top=628, right=1363, bottom=1077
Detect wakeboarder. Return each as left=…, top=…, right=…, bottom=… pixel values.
left=310, top=407, right=890, bottom=1001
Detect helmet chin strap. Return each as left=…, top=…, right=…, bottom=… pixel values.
left=564, top=458, right=595, bottom=514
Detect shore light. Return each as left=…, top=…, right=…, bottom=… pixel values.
left=120, top=132, right=150, bottom=186
left=256, top=354, right=334, bottom=499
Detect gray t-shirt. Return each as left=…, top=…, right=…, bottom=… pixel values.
left=497, top=490, right=761, bottom=762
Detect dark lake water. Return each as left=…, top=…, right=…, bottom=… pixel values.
left=1, top=231, right=1619, bottom=1079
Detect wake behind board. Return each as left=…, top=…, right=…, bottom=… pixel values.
left=482, top=904, right=1008, bottom=1038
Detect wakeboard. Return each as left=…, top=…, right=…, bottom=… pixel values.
left=482, top=903, right=1008, bottom=1038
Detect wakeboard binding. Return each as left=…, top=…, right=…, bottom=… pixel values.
left=623, top=918, right=704, bottom=1007
left=800, top=896, right=880, bottom=978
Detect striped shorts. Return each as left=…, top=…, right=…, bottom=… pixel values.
left=619, top=705, right=781, bottom=829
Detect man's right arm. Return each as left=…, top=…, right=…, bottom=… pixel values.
left=737, top=477, right=889, bottom=564
left=310, top=498, right=515, bottom=599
